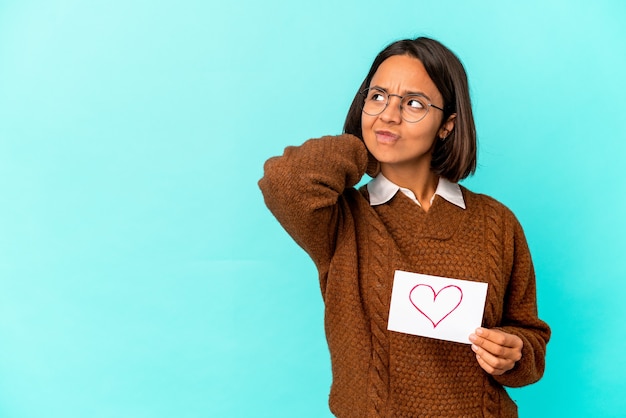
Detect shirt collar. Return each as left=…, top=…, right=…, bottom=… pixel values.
left=366, top=173, right=466, bottom=209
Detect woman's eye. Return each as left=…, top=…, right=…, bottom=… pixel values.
left=371, top=93, right=386, bottom=102
left=406, top=98, right=425, bottom=109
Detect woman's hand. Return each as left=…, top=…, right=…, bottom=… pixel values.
left=469, top=328, right=523, bottom=376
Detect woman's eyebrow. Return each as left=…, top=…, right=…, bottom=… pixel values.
left=370, top=85, right=432, bottom=100
left=404, top=90, right=432, bottom=100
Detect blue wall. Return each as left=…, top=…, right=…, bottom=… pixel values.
left=1, top=1, right=625, bottom=417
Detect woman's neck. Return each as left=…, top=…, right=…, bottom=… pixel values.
left=381, top=163, right=439, bottom=211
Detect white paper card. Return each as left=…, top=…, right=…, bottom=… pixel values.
left=387, top=270, right=488, bottom=344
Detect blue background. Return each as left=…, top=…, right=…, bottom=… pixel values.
left=1, top=1, right=625, bottom=417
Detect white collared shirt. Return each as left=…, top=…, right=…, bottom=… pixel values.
left=366, top=173, right=466, bottom=209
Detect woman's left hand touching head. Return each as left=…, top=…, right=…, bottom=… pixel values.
left=469, top=328, right=523, bottom=376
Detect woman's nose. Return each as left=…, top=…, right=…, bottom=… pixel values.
left=379, top=96, right=402, bottom=123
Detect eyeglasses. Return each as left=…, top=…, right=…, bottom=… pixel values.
left=360, top=87, right=444, bottom=123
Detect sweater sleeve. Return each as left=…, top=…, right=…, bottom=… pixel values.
left=258, top=134, right=368, bottom=274
left=493, top=213, right=551, bottom=388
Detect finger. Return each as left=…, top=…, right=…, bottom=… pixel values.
left=474, top=352, right=509, bottom=376
left=469, top=335, right=520, bottom=361
left=474, top=328, right=523, bottom=349
left=471, top=342, right=516, bottom=372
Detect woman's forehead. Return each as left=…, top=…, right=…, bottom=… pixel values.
left=369, top=55, right=441, bottom=99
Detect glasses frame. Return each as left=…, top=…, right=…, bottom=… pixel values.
left=360, top=87, right=445, bottom=123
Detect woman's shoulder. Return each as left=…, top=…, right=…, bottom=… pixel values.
left=460, top=185, right=521, bottom=224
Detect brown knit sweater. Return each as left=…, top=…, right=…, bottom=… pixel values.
left=259, top=135, right=550, bottom=418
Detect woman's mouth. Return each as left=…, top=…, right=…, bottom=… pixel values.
left=375, top=130, right=399, bottom=144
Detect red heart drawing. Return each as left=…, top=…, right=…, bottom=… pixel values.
left=409, top=284, right=463, bottom=328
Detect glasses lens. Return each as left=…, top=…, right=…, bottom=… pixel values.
left=362, top=88, right=387, bottom=116
left=401, top=95, right=429, bottom=123
left=361, top=88, right=430, bottom=123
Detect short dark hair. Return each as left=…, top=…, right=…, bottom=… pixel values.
left=343, top=37, right=477, bottom=182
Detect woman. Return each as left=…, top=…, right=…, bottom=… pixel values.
left=259, top=37, right=550, bottom=417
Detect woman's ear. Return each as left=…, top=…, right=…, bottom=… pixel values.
left=438, top=113, right=457, bottom=139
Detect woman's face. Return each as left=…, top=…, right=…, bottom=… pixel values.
left=361, top=54, right=454, bottom=173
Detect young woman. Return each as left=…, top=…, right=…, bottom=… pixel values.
left=259, top=37, right=550, bottom=417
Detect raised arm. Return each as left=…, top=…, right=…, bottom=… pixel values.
left=258, top=134, right=368, bottom=271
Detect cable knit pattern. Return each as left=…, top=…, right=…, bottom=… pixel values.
left=259, top=135, right=550, bottom=417
left=365, top=215, right=391, bottom=417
